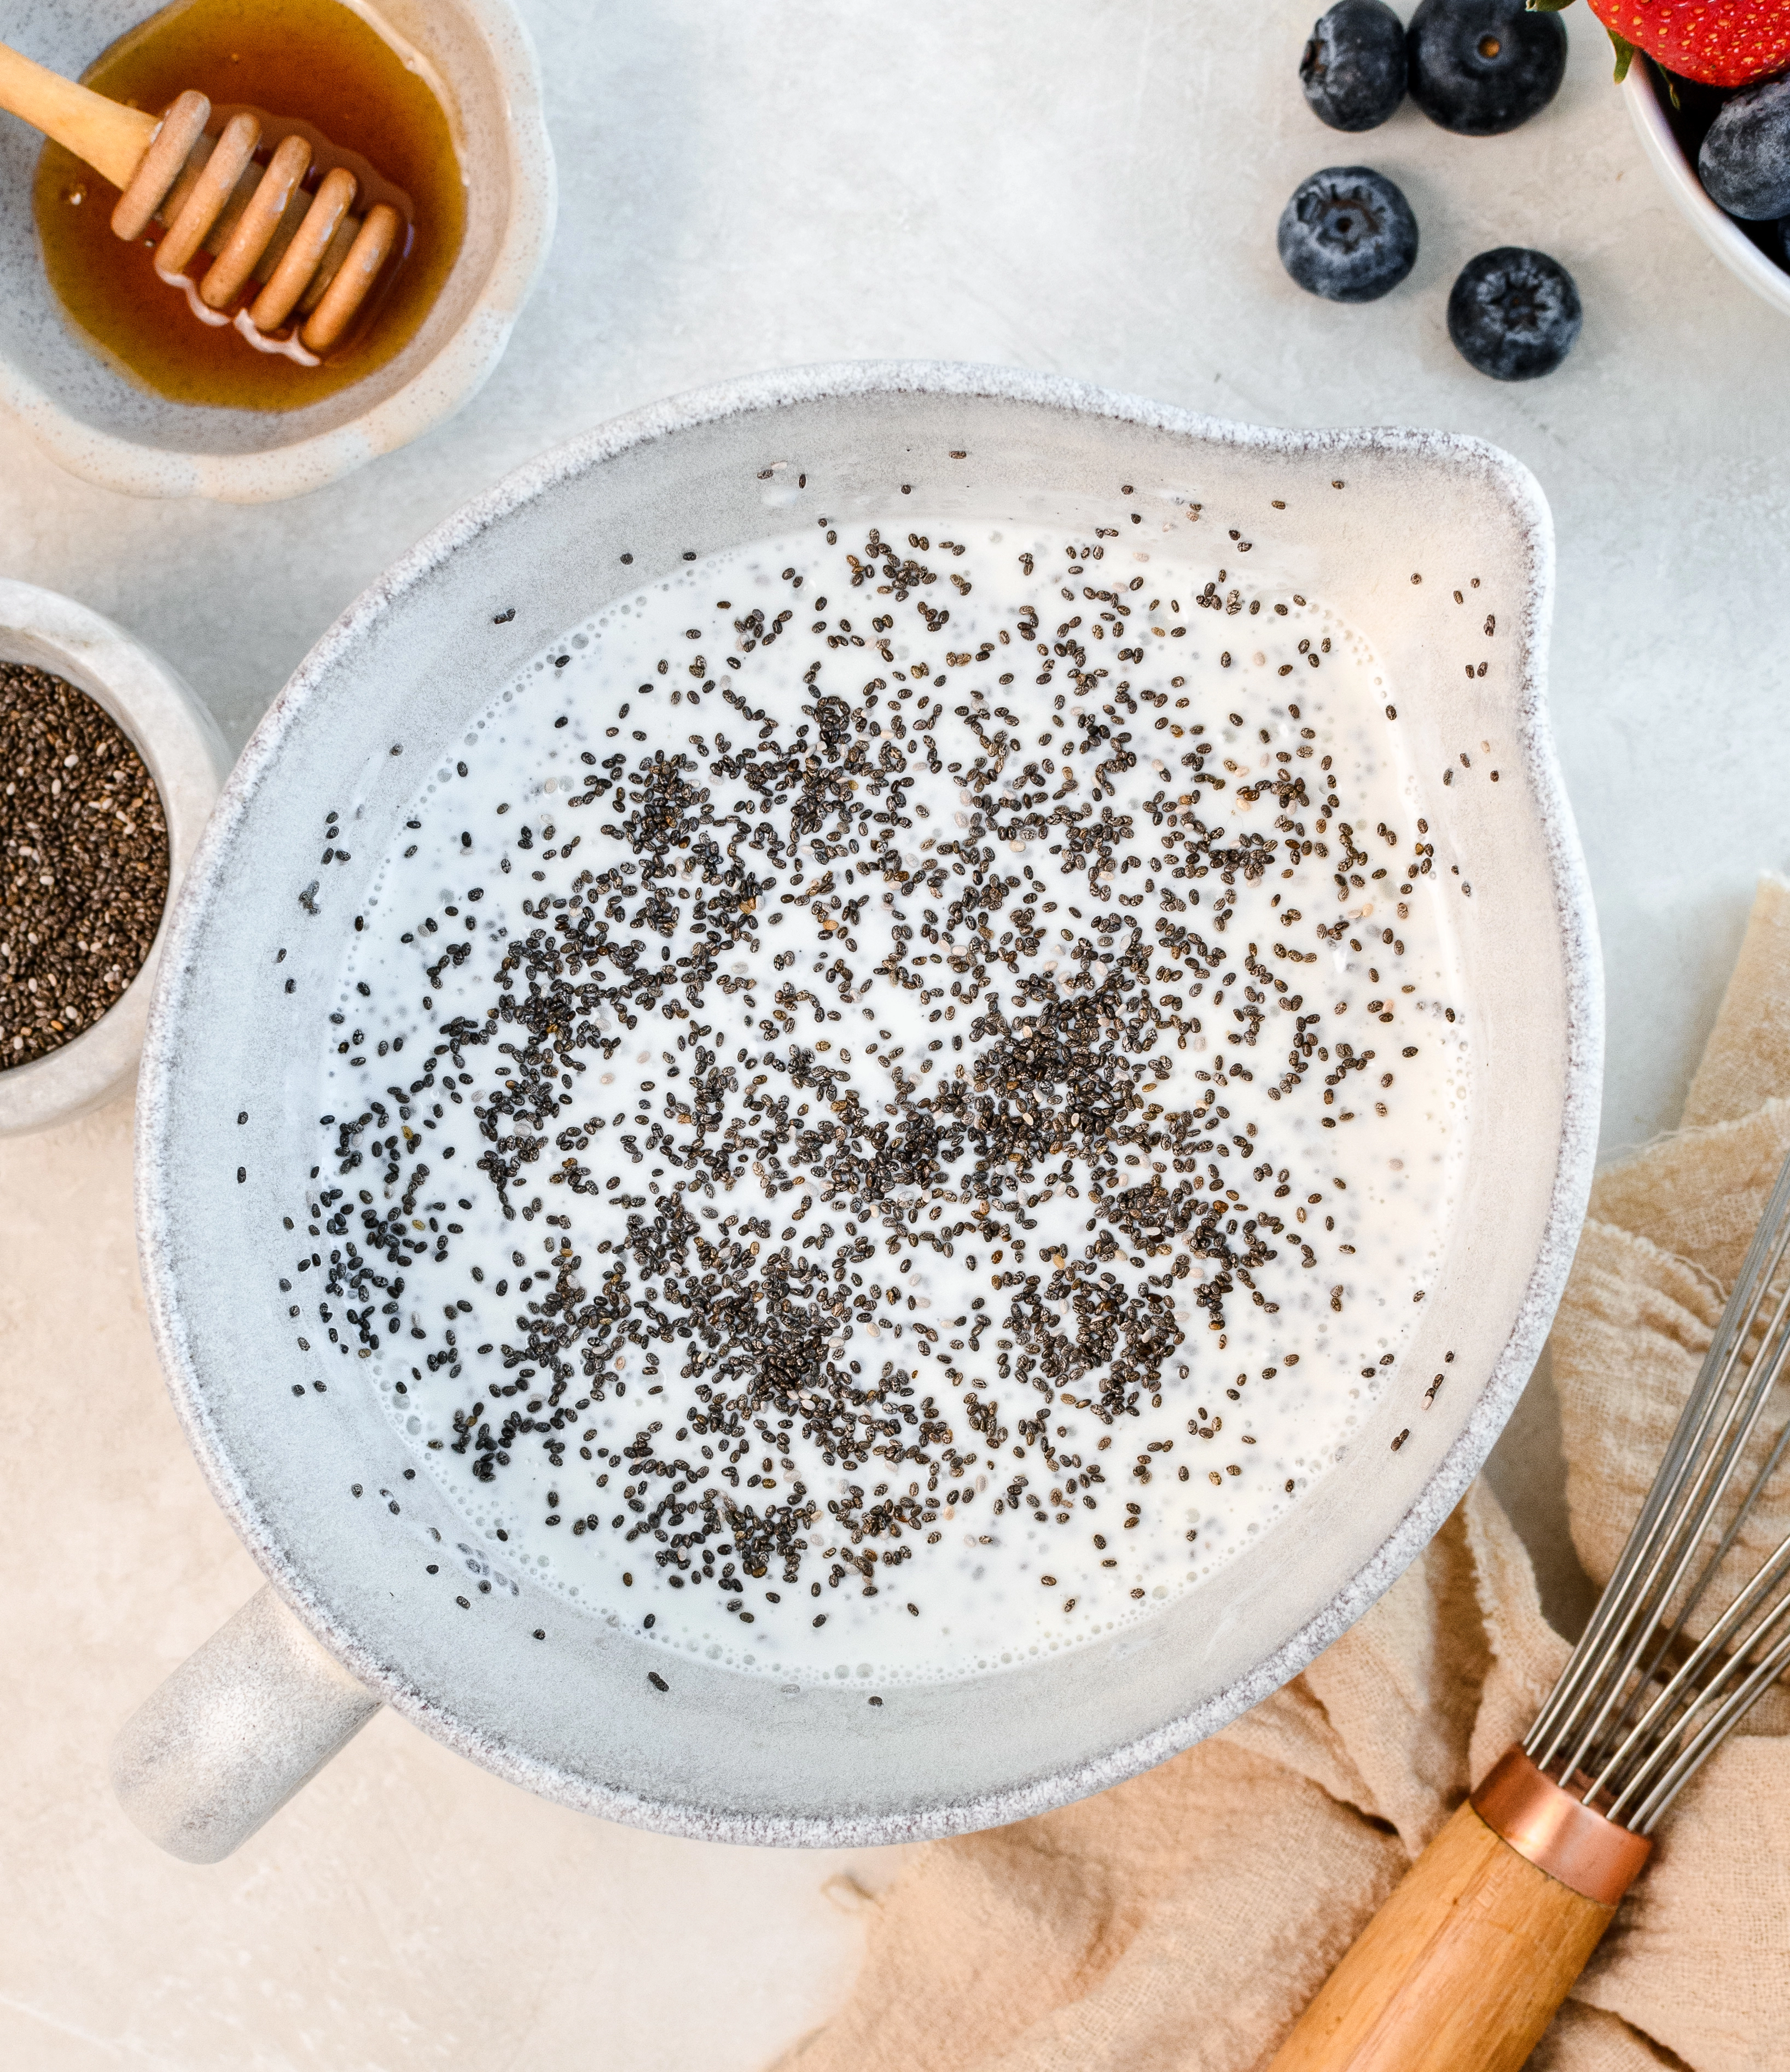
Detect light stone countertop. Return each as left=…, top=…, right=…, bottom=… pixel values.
left=3, top=5, right=1786, bottom=2065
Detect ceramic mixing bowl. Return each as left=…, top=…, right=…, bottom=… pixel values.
left=118, top=363, right=1601, bottom=1862
left=0, top=0, right=554, bottom=501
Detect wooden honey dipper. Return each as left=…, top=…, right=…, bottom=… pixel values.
left=0, top=39, right=401, bottom=362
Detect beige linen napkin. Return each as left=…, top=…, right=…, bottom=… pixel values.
left=787, top=877, right=1790, bottom=2072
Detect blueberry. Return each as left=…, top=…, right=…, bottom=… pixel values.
left=1699, top=79, right=1790, bottom=221
left=1447, top=248, right=1581, bottom=380
left=1278, top=166, right=1419, bottom=302
left=1301, top=1, right=1409, bottom=132
left=1407, top=0, right=1566, bottom=137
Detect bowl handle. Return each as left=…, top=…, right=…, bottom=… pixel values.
left=111, top=1585, right=381, bottom=1861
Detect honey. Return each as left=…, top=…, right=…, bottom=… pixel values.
left=32, top=0, right=466, bottom=411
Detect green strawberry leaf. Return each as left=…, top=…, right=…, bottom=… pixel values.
left=1608, top=27, right=1635, bottom=82
left=1526, top=1, right=1577, bottom=14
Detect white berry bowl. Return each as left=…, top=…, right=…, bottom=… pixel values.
left=1625, top=56, right=1790, bottom=320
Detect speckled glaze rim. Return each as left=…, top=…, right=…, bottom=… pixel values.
left=138, top=360, right=1602, bottom=1846
left=0, top=0, right=555, bottom=504
left=0, top=578, right=229, bottom=1134
left=1625, top=59, right=1790, bottom=322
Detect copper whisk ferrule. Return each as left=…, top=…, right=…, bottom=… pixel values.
left=1471, top=1747, right=1652, bottom=1907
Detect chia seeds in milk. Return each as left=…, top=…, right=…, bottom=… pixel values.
left=290, top=519, right=1470, bottom=1680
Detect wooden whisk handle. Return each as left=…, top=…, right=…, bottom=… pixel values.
left=1265, top=1749, right=1652, bottom=2072
left=0, top=39, right=155, bottom=189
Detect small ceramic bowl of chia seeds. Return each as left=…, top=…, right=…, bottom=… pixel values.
left=0, top=579, right=229, bottom=1133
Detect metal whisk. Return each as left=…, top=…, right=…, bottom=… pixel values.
left=1270, top=1144, right=1790, bottom=2072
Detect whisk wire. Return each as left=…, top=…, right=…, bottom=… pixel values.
left=1522, top=1196, right=1776, bottom=1763
left=1592, top=1400, right=1790, bottom=1774
left=1627, top=1611, right=1790, bottom=1830
left=1526, top=1151, right=1790, bottom=1761
left=1562, top=1281, right=1790, bottom=1790
left=1522, top=1146, right=1790, bottom=1833
left=1594, top=1520, right=1790, bottom=1817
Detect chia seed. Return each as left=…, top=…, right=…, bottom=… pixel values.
left=2, top=663, right=167, bottom=1069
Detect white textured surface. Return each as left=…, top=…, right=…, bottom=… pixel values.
left=1, top=4, right=1785, bottom=2066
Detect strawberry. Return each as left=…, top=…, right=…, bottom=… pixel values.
left=1538, top=0, right=1790, bottom=88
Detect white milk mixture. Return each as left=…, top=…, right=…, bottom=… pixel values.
left=287, top=516, right=1471, bottom=1680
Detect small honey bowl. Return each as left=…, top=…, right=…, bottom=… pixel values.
left=0, top=0, right=554, bottom=502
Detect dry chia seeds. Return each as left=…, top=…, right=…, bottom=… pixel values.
left=1, top=662, right=168, bottom=1069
